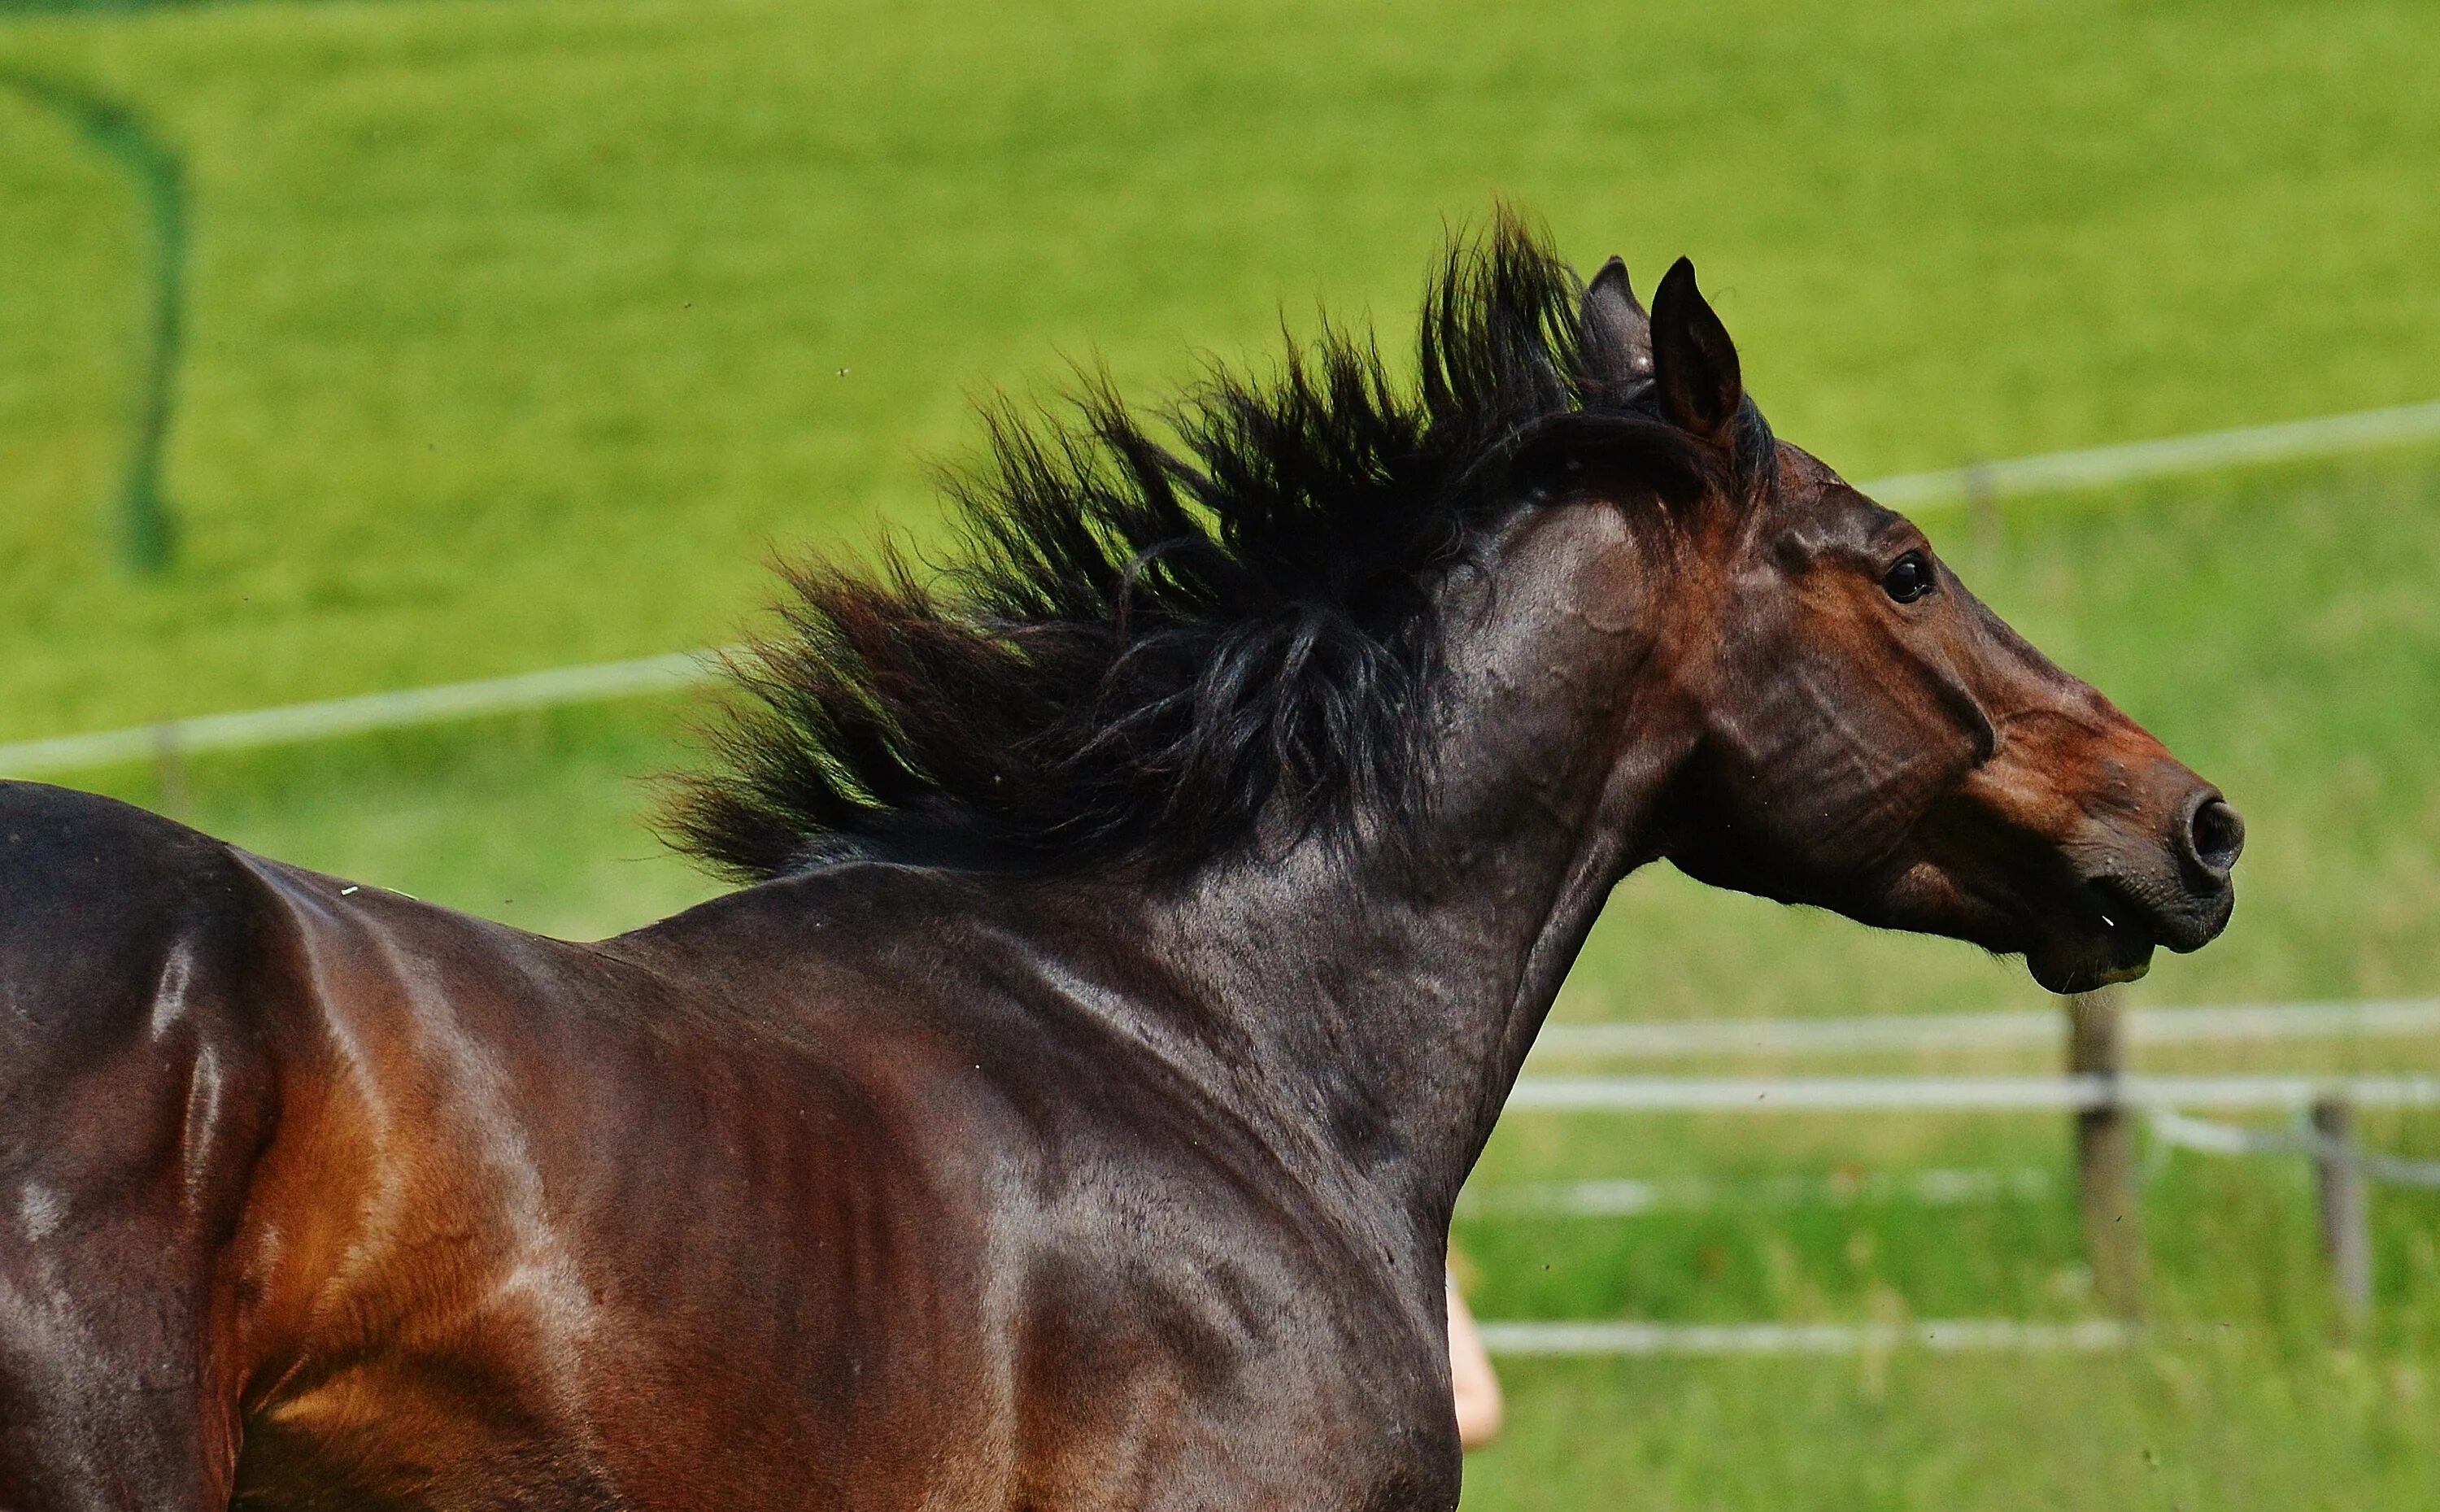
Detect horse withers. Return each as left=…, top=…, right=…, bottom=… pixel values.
left=0, top=218, right=2238, bottom=1510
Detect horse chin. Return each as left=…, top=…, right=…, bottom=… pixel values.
left=2024, top=915, right=2156, bottom=996
left=1871, top=861, right=2157, bottom=995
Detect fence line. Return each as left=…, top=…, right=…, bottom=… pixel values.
left=1504, top=1074, right=2440, bottom=1114
left=1458, top=1166, right=2054, bottom=1218
left=1869, top=399, right=2440, bottom=509
left=5, top=399, right=2439, bottom=778
left=0, top=652, right=712, bottom=778
left=2150, top=1106, right=2440, bottom=1191
left=1475, top=1318, right=2137, bottom=1357
left=1532, top=997, right=2440, bottom=1060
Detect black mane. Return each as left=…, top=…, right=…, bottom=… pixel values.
left=665, top=214, right=1749, bottom=881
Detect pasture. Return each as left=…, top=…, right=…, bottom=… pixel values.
left=7, top=0, right=2440, bottom=1505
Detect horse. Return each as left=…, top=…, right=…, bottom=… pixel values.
left=0, top=215, right=2241, bottom=1510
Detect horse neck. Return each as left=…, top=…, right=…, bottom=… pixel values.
left=1152, top=499, right=1687, bottom=1229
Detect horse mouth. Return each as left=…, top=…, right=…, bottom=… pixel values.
left=2024, top=884, right=2160, bottom=996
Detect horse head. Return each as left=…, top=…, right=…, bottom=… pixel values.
left=1580, top=257, right=2240, bottom=995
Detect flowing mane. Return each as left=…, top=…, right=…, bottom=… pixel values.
left=664, top=214, right=1743, bottom=880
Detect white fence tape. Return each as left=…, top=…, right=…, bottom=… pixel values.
left=1868, top=399, right=2440, bottom=510
left=0, top=652, right=713, bottom=778
left=3, top=400, right=2436, bottom=778
left=1533, top=997, right=2440, bottom=1060
left=1505, top=1074, right=2440, bottom=1114
left=2149, top=1106, right=2440, bottom=1190
left=2351, top=1147, right=2440, bottom=1190
left=1459, top=1166, right=2053, bottom=1218
left=2147, top=1105, right=2297, bottom=1157
left=1476, top=1318, right=2137, bottom=1357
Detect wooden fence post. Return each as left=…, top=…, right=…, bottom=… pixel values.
left=2311, top=1095, right=2372, bottom=1335
left=2067, top=989, right=2146, bottom=1317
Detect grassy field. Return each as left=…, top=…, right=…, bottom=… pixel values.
left=8, top=0, right=2440, bottom=1505
left=4, top=0, right=2440, bottom=734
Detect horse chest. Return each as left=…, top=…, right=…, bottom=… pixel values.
left=1002, top=1243, right=1462, bottom=1512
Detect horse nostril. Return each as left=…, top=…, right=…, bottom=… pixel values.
left=2184, top=796, right=2245, bottom=878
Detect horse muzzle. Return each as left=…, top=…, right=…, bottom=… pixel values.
left=2030, top=783, right=2242, bottom=994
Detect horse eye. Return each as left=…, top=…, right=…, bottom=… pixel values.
left=1882, top=551, right=1937, bottom=603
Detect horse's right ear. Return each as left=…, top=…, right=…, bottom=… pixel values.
left=1579, top=256, right=1653, bottom=394
left=1650, top=257, right=1744, bottom=442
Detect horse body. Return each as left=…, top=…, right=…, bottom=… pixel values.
left=2, top=221, right=2242, bottom=1509
left=2, top=785, right=1469, bottom=1510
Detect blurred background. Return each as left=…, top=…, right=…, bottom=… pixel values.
left=4, top=0, right=2438, bottom=1504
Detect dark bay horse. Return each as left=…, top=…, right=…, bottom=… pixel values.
left=0, top=218, right=2241, bottom=1510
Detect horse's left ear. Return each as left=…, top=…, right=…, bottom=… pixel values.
left=1650, top=257, right=1744, bottom=442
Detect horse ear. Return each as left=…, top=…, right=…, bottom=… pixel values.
left=1579, top=256, right=1652, bottom=391
left=1650, top=256, right=1743, bottom=441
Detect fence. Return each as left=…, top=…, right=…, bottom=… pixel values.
left=1531, top=996, right=2440, bottom=1058
left=1505, top=1073, right=2440, bottom=1113
left=0, top=652, right=712, bottom=780
left=1477, top=1318, right=2137, bottom=1357
left=1478, top=989, right=2440, bottom=1354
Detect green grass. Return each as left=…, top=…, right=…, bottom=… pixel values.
left=5, top=0, right=2440, bottom=734
left=11, top=0, right=2440, bottom=1505
left=1466, top=1344, right=2440, bottom=1511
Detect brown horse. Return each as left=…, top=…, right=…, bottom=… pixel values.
left=0, top=217, right=2239, bottom=1510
